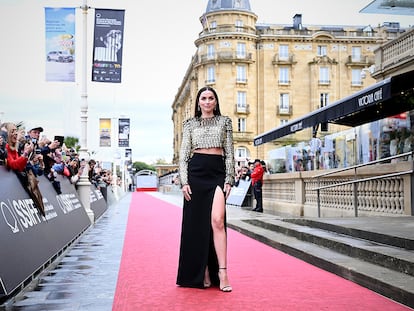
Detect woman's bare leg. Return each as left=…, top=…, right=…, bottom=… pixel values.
left=204, top=266, right=211, bottom=287
left=211, top=186, right=232, bottom=291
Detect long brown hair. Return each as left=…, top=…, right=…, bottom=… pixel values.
left=193, top=86, right=222, bottom=117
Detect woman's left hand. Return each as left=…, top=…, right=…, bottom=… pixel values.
left=224, top=183, right=231, bottom=200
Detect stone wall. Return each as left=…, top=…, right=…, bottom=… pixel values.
left=262, top=161, right=413, bottom=217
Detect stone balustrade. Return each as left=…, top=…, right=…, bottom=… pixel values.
left=262, top=161, right=413, bottom=217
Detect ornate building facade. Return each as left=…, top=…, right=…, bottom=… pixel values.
left=171, top=0, right=407, bottom=167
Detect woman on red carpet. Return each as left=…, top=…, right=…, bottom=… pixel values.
left=177, top=86, right=234, bottom=292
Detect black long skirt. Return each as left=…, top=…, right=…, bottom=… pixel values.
left=176, top=153, right=226, bottom=288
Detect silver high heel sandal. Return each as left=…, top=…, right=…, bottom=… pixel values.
left=218, top=267, right=232, bottom=292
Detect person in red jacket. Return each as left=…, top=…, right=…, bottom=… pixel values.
left=4, top=122, right=33, bottom=172
left=251, top=159, right=264, bottom=212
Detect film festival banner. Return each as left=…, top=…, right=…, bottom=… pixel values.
left=118, top=118, right=130, bottom=147
left=45, top=7, right=75, bottom=82
left=125, top=148, right=132, bottom=159
left=0, top=166, right=91, bottom=296
left=99, top=118, right=111, bottom=147
left=92, top=9, right=125, bottom=83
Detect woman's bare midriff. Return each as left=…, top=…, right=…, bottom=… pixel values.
left=193, top=147, right=223, bottom=155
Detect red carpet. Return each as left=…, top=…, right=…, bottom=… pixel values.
left=112, top=193, right=410, bottom=311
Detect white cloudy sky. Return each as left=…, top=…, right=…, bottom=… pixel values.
left=0, top=0, right=412, bottom=164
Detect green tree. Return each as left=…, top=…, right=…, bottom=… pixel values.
left=132, top=161, right=155, bottom=172
left=64, top=136, right=80, bottom=150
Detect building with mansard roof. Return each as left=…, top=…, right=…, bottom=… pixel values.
left=171, top=0, right=408, bottom=168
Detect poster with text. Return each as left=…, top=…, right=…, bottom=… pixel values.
left=92, top=9, right=125, bottom=83
left=99, top=118, right=112, bottom=147
left=118, top=118, right=130, bottom=147
left=45, top=7, right=75, bottom=82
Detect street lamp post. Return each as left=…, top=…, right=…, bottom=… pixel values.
left=77, top=0, right=94, bottom=224
left=79, top=0, right=89, bottom=157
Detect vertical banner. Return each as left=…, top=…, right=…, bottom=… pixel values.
left=118, top=118, right=130, bottom=147
left=125, top=148, right=132, bottom=159
left=92, top=9, right=125, bottom=83
left=45, top=8, right=76, bottom=82
left=99, top=118, right=111, bottom=147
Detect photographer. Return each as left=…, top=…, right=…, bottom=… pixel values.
left=20, top=126, right=45, bottom=176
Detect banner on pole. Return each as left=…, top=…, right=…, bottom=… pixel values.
left=99, top=118, right=111, bottom=147
left=92, top=9, right=125, bottom=83
left=45, top=8, right=75, bottom=82
left=125, top=148, right=132, bottom=159
left=118, top=118, right=130, bottom=147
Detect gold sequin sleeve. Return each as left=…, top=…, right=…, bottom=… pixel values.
left=223, top=116, right=235, bottom=186
left=179, top=119, right=192, bottom=186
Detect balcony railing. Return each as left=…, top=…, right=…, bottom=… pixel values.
left=257, top=27, right=380, bottom=38
left=278, top=80, right=290, bottom=85
left=277, top=105, right=292, bottom=116
left=197, top=52, right=253, bottom=65
left=236, top=78, right=248, bottom=84
left=374, top=28, right=414, bottom=75
left=318, top=80, right=331, bottom=85
left=235, top=104, right=250, bottom=114
left=345, top=55, right=375, bottom=66
left=272, top=53, right=297, bottom=65
left=233, top=131, right=254, bottom=142
left=199, top=25, right=257, bottom=36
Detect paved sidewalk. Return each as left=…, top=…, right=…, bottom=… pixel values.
left=0, top=193, right=132, bottom=311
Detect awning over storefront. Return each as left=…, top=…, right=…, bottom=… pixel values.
left=254, top=70, right=414, bottom=146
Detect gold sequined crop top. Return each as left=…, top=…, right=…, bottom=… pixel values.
left=179, top=115, right=235, bottom=186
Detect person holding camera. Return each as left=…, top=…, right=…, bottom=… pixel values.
left=19, top=126, right=46, bottom=177
left=234, top=165, right=250, bottom=186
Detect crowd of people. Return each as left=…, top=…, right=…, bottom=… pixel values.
left=0, top=122, right=113, bottom=198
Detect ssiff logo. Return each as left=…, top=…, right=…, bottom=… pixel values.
left=0, top=199, right=44, bottom=234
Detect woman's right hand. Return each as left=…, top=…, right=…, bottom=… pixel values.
left=182, top=184, right=192, bottom=201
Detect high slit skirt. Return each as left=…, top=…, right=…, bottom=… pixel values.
left=176, top=153, right=226, bottom=288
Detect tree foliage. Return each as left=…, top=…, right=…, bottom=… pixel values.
left=63, top=136, right=80, bottom=150
left=132, top=161, right=155, bottom=172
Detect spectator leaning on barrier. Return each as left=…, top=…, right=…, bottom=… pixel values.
left=67, top=157, right=85, bottom=188
left=3, top=122, right=46, bottom=216
left=88, top=159, right=97, bottom=182
left=3, top=123, right=33, bottom=172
